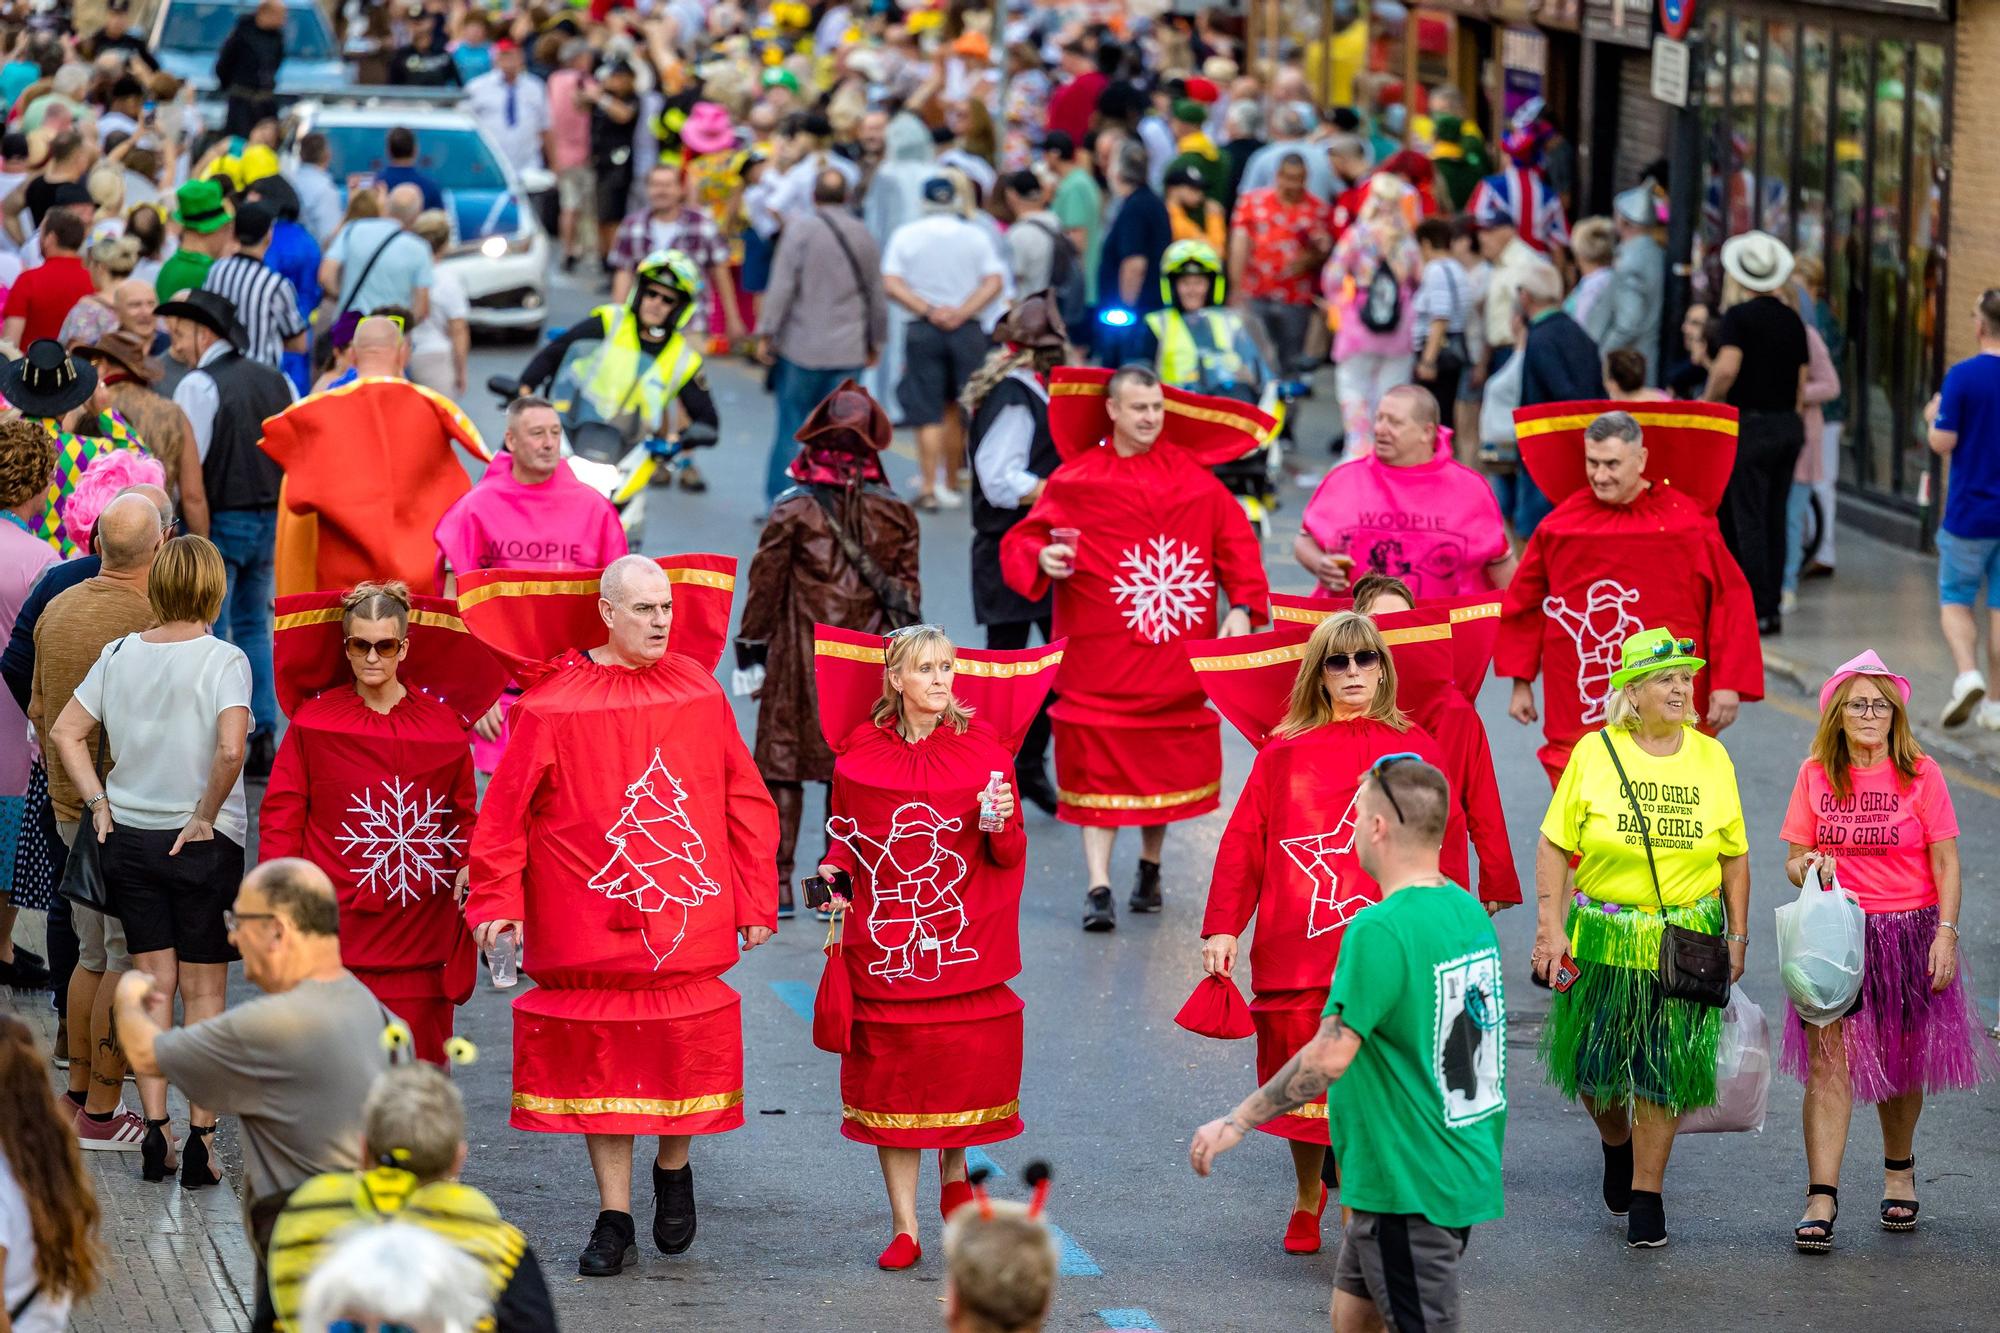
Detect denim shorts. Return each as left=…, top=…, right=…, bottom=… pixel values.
left=1936, top=528, right=2000, bottom=607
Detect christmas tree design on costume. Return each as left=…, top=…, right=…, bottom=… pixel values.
left=588, top=749, right=722, bottom=966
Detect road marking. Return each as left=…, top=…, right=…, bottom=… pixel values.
left=1757, top=691, right=2000, bottom=802
left=768, top=980, right=814, bottom=1023
left=965, top=1147, right=1006, bottom=1178
left=1049, top=1224, right=1103, bottom=1276
left=1096, top=1310, right=1163, bottom=1330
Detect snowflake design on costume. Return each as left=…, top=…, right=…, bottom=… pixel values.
left=587, top=750, right=722, bottom=968
left=1109, top=534, right=1215, bottom=644
left=1279, top=796, right=1369, bottom=938
left=336, top=778, right=465, bottom=907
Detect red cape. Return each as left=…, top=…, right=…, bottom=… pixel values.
left=811, top=625, right=1063, bottom=756
left=1268, top=590, right=1501, bottom=705
left=454, top=553, right=737, bottom=684
left=1045, top=366, right=1275, bottom=465
left=273, top=591, right=512, bottom=726
left=822, top=718, right=1027, bottom=1008
left=1513, top=399, right=1738, bottom=514
left=1202, top=718, right=1471, bottom=994
left=260, top=378, right=492, bottom=597
left=259, top=688, right=478, bottom=1000
left=1495, top=484, right=1764, bottom=781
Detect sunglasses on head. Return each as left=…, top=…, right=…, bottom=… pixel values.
left=1365, top=751, right=1421, bottom=823
left=1646, top=636, right=1696, bottom=661
left=344, top=635, right=405, bottom=660
left=1322, top=649, right=1382, bottom=673
left=884, top=623, right=943, bottom=644
left=373, top=313, right=406, bottom=332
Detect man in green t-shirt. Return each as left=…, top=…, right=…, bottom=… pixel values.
left=1191, top=755, right=1505, bottom=1332
left=1045, top=130, right=1104, bottom=304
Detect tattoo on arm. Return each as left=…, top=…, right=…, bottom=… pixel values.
left=1236, top=1013, right=1347, bottom=1127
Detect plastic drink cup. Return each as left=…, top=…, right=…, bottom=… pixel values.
left=1049, top=527, right=1081, bottom=572
left=488, top=928, right=519, bottom=989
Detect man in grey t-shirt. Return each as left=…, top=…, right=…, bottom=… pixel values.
left=116, top=859, right=390, bottom=1325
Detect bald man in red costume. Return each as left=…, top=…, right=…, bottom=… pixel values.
left=465, top=555, right=778, bottom=1279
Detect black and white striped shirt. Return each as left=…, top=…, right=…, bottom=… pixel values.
left=200, top=255, right=308, bottom=368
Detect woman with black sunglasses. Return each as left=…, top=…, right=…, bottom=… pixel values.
left=1199, top=610, right=1466, bottom=1257
left=258, top=581, right=479, bottom=1066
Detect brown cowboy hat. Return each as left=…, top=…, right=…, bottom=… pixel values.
left=794, top=379, right=892, bottom=454
left=69, top=328, right=161, bottom=385
left=992, top=290, right=1068, bottom=352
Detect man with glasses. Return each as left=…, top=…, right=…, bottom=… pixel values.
left=114, top=858, right=392, bottom=1333
left=465, top=554, right=779, bottom=1279
left=1191, top=755, right=1505, bottom=1333
left=1497, top=409, right=1761, bottom=786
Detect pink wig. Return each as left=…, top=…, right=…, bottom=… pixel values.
left=62, top=450, right=167, bottom=553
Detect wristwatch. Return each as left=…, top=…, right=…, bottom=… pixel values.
left=1939, top=920, right=1959, bottom=936
left=1723, top=931, right=1749, bottom=944
left=84, top=793, right=107, bottom=811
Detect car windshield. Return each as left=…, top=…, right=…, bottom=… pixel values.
left=318, top=125, right=509, bottom=193
left=160, top=4, right=337, bottom=61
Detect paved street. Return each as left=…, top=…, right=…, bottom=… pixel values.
left=57, top=272, right=2000, bottom=1332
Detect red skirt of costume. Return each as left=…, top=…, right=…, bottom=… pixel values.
left=841, top=988, right=1025, bottom=1147
left=1052, top=712, right=1222, bottom=827
left=1252, top=991, right=1333, bottom=1144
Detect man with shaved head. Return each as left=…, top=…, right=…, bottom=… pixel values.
left=117, top=857, right=391, bottom=1330
left=1294, top=383, right=1517, bottom=599
left=467, top=553, right=779, bottom=1278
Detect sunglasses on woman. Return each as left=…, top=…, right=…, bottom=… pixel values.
left=1365, top=751, right=1421, bottom=823
left=328, top=1322, right=418, bottom=1333
left=344, top=636, right=406, bottom=661
left=1321, top=649, right=1382, bottom=673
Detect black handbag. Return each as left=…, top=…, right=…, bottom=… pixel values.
left=57, top=639, right=123, bottom=913
left=1597, top=729, right=1730, bottom=1009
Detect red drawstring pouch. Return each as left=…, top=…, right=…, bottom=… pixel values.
left=1174, top=974, right=1255, bottom=1040
left=812, top=912, right=854, bottom=1054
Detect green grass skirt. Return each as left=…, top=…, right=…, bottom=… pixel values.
left=1540, top=896, right=1723, bottom=1113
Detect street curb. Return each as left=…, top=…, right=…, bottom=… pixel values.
left=1760, top=647, right=1815, bottom=699
left=1764, top=647, right=2000, bottom=787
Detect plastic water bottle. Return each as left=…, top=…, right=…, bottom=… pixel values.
left=978, top=771, right=1006, bottom=833
left=488, top=928, right=519, bottom=990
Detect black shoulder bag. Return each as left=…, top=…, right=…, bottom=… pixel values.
left=808, top=490, right=921, bottom=630
left=1597, top=729, right=1730, bottom=1009
left=58, top=638, right=126, bottom=913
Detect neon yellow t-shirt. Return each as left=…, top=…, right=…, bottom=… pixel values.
left=1540, top=727, right=1748, bottom=908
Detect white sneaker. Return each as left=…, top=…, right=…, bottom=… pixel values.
left=931, top=488, right=964, bottom=510
left=1941, top=671, right=1987, bottom=728
left=1780, top=589, right=1799, bottom=615
left=1978, top=701, right=2000, bottom=732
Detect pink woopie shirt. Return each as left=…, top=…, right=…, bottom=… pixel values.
left=1300, top=444, right=1510, bottom=599
left=1779, top=756, right=1959, bottom=914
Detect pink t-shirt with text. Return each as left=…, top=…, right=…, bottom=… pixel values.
left=1300, top=448, right=1510, bottom=599
left=1779, top=756, right=1958, bottom=913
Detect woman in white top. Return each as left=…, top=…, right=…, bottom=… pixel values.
left=51, top=535, right=250, bottom=1191
left=0, top=1013, right=100, bottom=1332
left=407, top=210, right=471, bottom=398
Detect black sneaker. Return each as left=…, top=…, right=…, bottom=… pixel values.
left=1601, top=1138, right=1633, bottom=1217
left=246, top=733, right=276, bottom=781
left=1082, top=886, right=1115, bottom=932
left=1626, top=1190, right=1668, bottom=1248
left=0, top=952, right=50, bottom=990
left=579, top=1209, right=638, bottom=1276
left=653, top=1162, right=697, bottom=1255
left=1128, top=859, right=1162, bottom=913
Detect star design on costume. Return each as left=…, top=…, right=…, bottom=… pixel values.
left=827, top=803, right=978, bottom=983
left=336, top=778, right=465, bottom=908
left=588, top=750, right=722, bottom=968
left=1279, top=797, right=1370, bottom=938
left=1543, top=579, right=1644, bottom=724
left=1109, top=534, right=1215, bottom=644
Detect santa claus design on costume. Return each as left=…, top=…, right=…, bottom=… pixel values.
left=827, top=803, right=980, bottom=984
left=586, top=749, right=722, bottom=965
left=1278, top=795, right=1370, bottom=939
left=1543, top=579, right=1643, bottom=724
left=1110, top=534, right=1216, bottom=644
left=336, top=777, right=466, bottom=908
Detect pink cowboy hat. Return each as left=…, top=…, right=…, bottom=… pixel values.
left=1819, top=649, right=1912, bottom=714
left=680, top=102, right=737, bottom=156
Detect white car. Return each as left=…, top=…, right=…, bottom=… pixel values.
left=283, top=104, right=550, bottom=332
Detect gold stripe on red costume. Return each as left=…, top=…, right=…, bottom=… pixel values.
left=1513, top=410, right=1741, bottom=439
left=511, top=1090, right=745, bottom=1118
left=1188, top=642, right=1309, bottom=673
left=1271, top=602, right=1325, bottom=624
left=1283, top=1103, right=1329, bottom=1120
left=272, top=607, right=471, bottom=634
left=1057, top=781, right=1222, bottom=811
left=841, top=1099, right=1022, bottom=1131
left=811, top=638, right=1065, bottom=678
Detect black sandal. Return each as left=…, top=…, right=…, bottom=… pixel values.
left=1794, top=1184, right=1838, bottom=1253
left=181, top=1123, right=221, bottom=1190
left=141, top=1117, right=175, bottom=1182
left=1881, top=1156, right=1919, bottom=1231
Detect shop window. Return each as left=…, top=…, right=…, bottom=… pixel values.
left=1796, top=27, right=1832, bottom=294
left=1864, top=40, right=1907, bottom=500
left=1829, top=34, right=1871, bottom=486
left=1761, top=21, right=1797, bottom=243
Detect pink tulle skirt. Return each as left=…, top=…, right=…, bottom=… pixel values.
left=1781, top=904, right=1999, bottom=1103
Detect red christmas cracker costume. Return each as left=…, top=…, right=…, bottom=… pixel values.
left=998, top=368, right=1270, bottom=825
left=459, top=557, right=778, bottom=1136
left=1189, top=632, right=1471, bottom=1142
left=1497, top=402, right=1763, bottom=785
left=810, top=627, right=1061, bottom=1147
left=265, top=592, right=507, bottom=1063
left=260, top=378, right=491, bottom=598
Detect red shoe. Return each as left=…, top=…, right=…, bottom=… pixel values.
left=1283, top=1183, right=1330, bottom=1254
left=940, top=1178, right=974, bottom=1222
left=877, top=1233, right=921, bottom=1270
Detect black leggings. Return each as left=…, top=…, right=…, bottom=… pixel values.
left=1718, top=409, right=1806, bottom=621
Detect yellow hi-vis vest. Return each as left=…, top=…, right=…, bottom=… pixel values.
left=1145, top=306, right=1252, bottom=392
left=573, top=303, right=703, bottom=429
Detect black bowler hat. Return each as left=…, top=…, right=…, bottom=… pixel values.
left=157, top=288, right=247, bottom=348
left=0, top=340, right=98, bottom=419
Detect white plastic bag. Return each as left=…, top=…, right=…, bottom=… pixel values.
left=1678, top=984, right=1771, bottom=1135
left=1774, top=864, right=1866, bottom=1026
